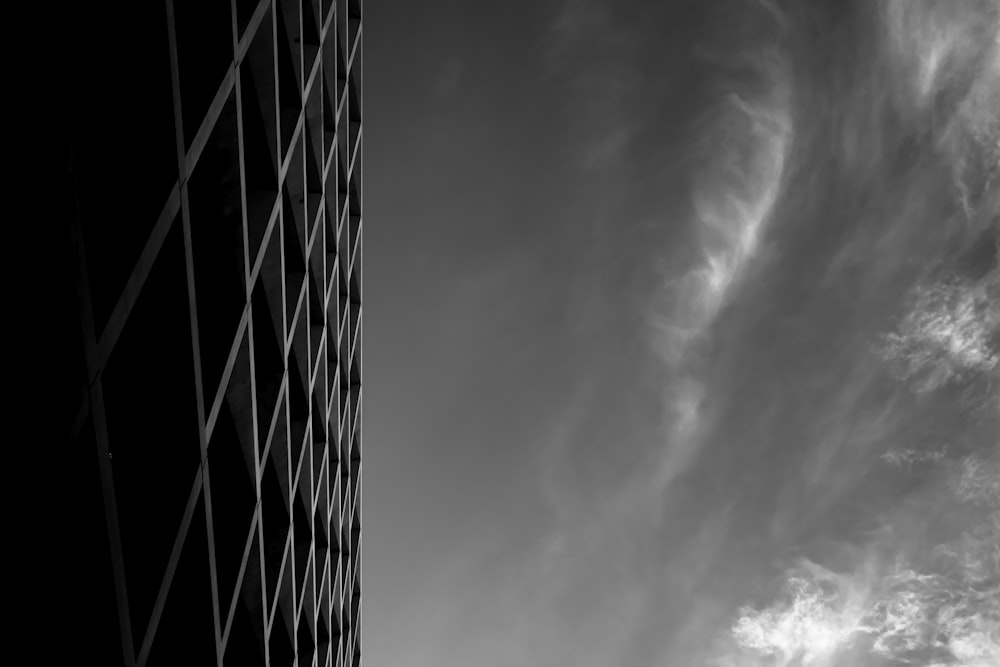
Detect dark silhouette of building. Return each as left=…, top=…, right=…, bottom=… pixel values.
left=60, top=1, right=362, bottom=664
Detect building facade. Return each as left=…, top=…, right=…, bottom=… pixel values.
left=62, top=1, right=362, bottom=664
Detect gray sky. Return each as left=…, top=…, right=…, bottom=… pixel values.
left=365, top=1, right=1000, bottom=666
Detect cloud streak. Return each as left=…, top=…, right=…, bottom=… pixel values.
left=882, top=0, right=1000, bottom=221
left=653, top=52, right=793, bottom=367
left=645, top=9, right=794, bottom=503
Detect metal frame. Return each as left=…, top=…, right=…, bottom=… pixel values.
left=67, top=0, right=362, bottom=664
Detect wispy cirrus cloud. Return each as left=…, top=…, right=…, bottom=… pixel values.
left=471, top=3, right=995, bottom=667
left=881, top=0, right=997, bottom=111
left=503, top=5, right=799, bottom=665
left=651, top=51, right=793, bottom=368
left=881, top=0, right=1000, bottom=220
left=540, top=0, right=797, bottom=526
left=643, top=15, right=794, bottom=506
left=546, top=0, right=641, bottom=174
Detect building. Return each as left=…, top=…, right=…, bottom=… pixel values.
left=61, top=1, right=362, bottom=664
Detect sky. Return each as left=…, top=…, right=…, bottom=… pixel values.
left=364, top=1, right=1000, bottom=666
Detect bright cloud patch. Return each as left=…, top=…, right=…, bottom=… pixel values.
left=729, top=449, right=1000, bottom=666
left=731, top=558, right=1000, bottom=666
left=880, top=274, right=1000, bottom=392
left=732, top=575, right=868, bottom=665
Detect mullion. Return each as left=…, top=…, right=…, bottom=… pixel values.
left=70, top=0, right=357, bottom=662
left=166, top=0, right=222, bottom=663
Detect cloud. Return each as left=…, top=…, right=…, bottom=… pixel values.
left=731, top=572, right=871, bottom=666
left=728, top=550, right=1000, bottom=667
left=879, top=271, right=1000, bottom=393
left=867, top=548, right=1000, bottom=666
left=639, top=20, right=794, bottom=522
left=881, top=0, right=1000, bottom=220
left=882, top=446, right=949, bottom=468
left=546, top=0, right=640, bottom=173
left=882, top=0, right=996, bottom=109
left=652, top=56, right=793, bottom=367
left=726, top=448, right=1000, bottom=667
left=706, top=5, right=1000, bottom=666
left=955, top=452, right=1000, bottom=508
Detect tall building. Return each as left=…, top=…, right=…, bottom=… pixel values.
left=61, top=1, right=362, bottom=664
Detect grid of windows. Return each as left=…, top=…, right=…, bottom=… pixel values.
left=64, top=1, right=362, bottom=664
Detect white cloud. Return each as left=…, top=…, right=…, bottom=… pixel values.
left=731, top=574, right=869, bottom=665
left=880, top=273, right=1000, bottom=392
left=729, top=557, right=1000, bottom=667
left=728, top=450, right=1000, bottom=667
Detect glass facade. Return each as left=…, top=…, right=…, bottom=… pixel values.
left=63, top=1, right=362, bottom=664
